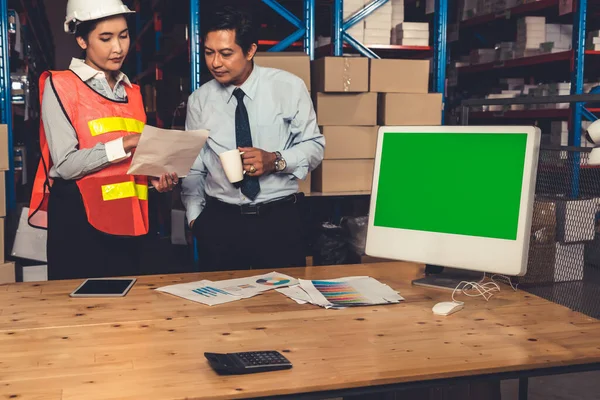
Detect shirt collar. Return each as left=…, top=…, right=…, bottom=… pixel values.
left=69, top=58, right=133, bottom=88
left=222, top=63, right=260, bottom=103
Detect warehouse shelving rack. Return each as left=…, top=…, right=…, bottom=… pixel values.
left=454, top=0, right=598, bottom=146
left=0, top=0, right=451, bottom=211
left=189, top=0, right=449, bottom=103
left=190, top=0, right=317, bottom=91
left=0, top=0, right=54, bottom=216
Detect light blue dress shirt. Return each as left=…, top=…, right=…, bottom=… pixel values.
left=182, top=64, right=325, bottom=223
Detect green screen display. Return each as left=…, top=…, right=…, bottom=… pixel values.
left=374, top=132, right=528, bottom=241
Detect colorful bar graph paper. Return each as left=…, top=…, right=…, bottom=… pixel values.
left=311, top=280, right=371, bottom=306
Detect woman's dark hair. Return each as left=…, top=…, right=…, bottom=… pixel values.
left=202, top=6, right=258, bottom=54
left=74, top=19, right=100, bottom=42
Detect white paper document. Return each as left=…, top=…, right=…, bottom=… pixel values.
left=277, top=277, right=404, bottom=309
left=155, top=272, right=298, bottom=306
left=127, top=125, right=209, bottom=177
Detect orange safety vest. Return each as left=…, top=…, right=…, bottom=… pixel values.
left=28, top=70, right=149, bottom=237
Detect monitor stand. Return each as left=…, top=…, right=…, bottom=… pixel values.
left=412, top=265, right=484, bottom=292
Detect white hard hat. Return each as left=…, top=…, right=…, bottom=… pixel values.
left=586, top=119, right=600, bottom=165
left=64, top=0, right=135, bottom=34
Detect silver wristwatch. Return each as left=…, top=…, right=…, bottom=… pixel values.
left=274, top=151, right=287, bottom=172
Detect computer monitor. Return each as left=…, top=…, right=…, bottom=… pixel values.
left=365, top=126, right=541, bottom=288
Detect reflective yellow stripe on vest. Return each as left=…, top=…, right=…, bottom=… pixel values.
left=88, top=117, right=145, bottom=137
left=101, top=182, right=149, bottom=202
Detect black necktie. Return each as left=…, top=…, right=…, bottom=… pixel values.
left=233, top=88, right=260, bottom=200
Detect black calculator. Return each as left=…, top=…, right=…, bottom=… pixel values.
left=204, top=351, right=293, bottom=375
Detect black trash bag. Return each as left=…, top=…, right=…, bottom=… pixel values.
left=341, top=216, right=369, bottom=257
left=313, top=222, right=350, bottom=266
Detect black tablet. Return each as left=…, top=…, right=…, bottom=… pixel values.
left=70, top=278, right=137, bottom=298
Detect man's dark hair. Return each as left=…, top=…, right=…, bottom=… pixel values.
left=203, top=6, right=258, bottom=55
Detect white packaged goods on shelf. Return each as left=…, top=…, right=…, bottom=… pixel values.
left=397, top=30, right=429, bottom=39
left=344, top=0, right=365, bottom=41
left=397, top=38, right=429, bottom=46
left=470, top=48, right=496, bottom=64
left=396, top=22, right=429, bottom=31
left=392, top=0, right=404, bottom=22
left=546, top=23, right=561, bottom=34
left=501, top=90, right=522, bottom=95
left=519, top=16, right=546, bottom=24
left=515, top=49, right=541, bottom=58
left=561, top=24, right=573, bottom=36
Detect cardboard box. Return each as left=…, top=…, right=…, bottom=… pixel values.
left=378, top=93, right=442, bottom=125
left=297, top=173, right=312, bottom=194
left=254, top=52, right=311, bottom=90
left=370, top=59, right=430, bottom=93
left=312, top=159, right=374, bottom=193
left=315, top=93, right=378, bottom=126
left=312, top=57, right=370, bottom=92
left=0, top=125, right=7, bottom=171
left=322, top=126, right=378, bottom=159
left=0, top=262, right=15, bottom=284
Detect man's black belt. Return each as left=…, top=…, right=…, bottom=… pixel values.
left=205, top=193, right=303, bottom=216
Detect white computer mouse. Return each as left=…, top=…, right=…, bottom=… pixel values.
left=432, top=301, right=464, bottom=316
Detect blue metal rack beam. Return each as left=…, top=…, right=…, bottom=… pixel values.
left=189, top=0, right=315, bottom=91
left=304, top=0, right=315, bottom=59
left=570, top=0, right=587, bottom=198
left=333, top=0, right=390, bottom=58
left=262, top=0, right=315, bottom=57
left=570, top=0, right=587, bottom=147
left=0, top=0, right=14, bottom=212
left=190, top=0, right=201, bottom=91
left=333, top=0, right=447, bottom=123
left=433, top=0, right=448, bottom=121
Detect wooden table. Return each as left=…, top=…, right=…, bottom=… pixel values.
left=1, top=262, right=599, bottom=400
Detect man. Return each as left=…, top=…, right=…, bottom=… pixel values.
left=182, top=6, right=325, bottom=271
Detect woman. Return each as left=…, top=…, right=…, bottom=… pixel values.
left=28, top=0, right=177, bottom=280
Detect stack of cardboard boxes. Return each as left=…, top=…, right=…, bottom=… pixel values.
left=0, top=124, right=14, bottom=285
left=374, top=59, right=442, bottom=127
left=311, top=57, right=378, bottom=193
left=311, top=56, right=442, bottom=193
left=237, top=53, right=443, bottom=194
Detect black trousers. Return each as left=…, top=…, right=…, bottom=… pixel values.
left=192, top=195, right=307, bottom=272
left=47, top=179, right=144, bottom=280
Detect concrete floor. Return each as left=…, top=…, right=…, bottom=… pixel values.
left=501, top=371, right=600, bottom=400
